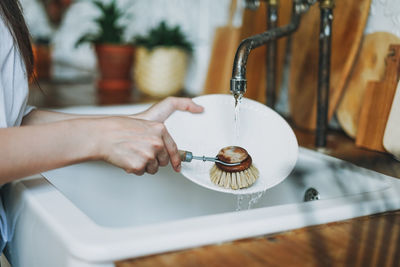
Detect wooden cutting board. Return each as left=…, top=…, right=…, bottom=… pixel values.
left=237, top=0, right=291, bottom=103
left=356, top=45, right=400, bottom=152
left=337, top=32, right=400, bottom=138
left=289, top=0, right=371, bottom=130
left=203, top=0, right=241, bottom=94
left=383, top=80, right=400, bottom=158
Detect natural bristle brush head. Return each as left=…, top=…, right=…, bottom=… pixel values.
left=210, top=146, right=259, bottom=190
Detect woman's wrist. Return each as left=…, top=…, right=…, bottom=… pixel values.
left=68, top=118, right=104, bottom=163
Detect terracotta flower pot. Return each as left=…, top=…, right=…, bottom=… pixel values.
left=95, top=44, right=135, bottom=92
left=32, top=43, right=52, bottom=81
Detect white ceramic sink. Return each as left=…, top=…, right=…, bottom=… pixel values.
left=4, top=104, right=400, bottom=267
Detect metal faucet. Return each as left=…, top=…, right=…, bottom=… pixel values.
left=266, top=0, right=279, bottom=109
left=231, top=0, right=335, bottom=148
left=316, top=0, right=334, bottom=147
left=230, top=0, right=315, bottom=97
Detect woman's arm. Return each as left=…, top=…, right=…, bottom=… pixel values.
left=22, top=108, right=110, bottom=125
left=0, top=118, right=97, bottom=183
left=22, top=97, right=203, bottom=124
left=21, top=109, right=86, bottom=125
left=1, top=116, right=181, bottom=184
left=1, top=97, right=203, bottom=184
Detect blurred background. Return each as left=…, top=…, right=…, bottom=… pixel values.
left=24, top=0, right=243, bottom=97
left=23, top=0, right=400, bottom=157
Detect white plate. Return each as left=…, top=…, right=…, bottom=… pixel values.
left=165, top=94, right=298, bottom=195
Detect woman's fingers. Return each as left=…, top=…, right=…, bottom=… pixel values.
left=137, top=97, right=204, bottom=122
left=160, top=127, right=181, bottom=172
left=169, top=97, right=204, bottom=114
left=157, top=147, right=169, bottom=167
left=99, top=115, right=185, bottom=175
left=145, top=159, right=159, bottom=175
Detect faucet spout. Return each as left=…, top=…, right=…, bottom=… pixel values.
left=230, top=0, right=314, bottom=96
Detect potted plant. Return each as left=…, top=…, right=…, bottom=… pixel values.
left=75, top=0, right=134, bottom=92
left=32, top=37, right=52, bottom=81
left=133, top=21, right=193, bottom=98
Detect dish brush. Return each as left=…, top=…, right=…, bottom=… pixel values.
left=179, top=146, right=259, bottom=190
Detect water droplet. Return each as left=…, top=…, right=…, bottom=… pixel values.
left=236, top=195, right=244, bottom=211
left=248, top=191, right=266, bottom=209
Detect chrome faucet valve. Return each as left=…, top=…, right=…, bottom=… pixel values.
left=230, top=78, right=247, bottom=95
left=296, top=0, right=317, bottom=13
left=245, top=0, right=260, bottom=10
left=319, top=0, right=335, bottom=9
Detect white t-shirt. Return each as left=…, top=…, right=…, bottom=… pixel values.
left=0, top=16, right=34, bottom=128
left=0, top=16, right=35, bottom=253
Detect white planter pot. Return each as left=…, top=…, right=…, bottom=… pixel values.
left=134, top=46, right=189, bottom=97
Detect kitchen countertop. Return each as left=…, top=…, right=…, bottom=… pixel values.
left=29, top=81, right=400, bottom=266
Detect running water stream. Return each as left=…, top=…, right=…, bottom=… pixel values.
left=233, top=93, right=266, bottom=211
left=235, top=192, right=267, bottom=211
left=234, top=92, right=243, bottom=144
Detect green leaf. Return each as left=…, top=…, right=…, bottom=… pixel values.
left=75, top=33, right=99, bottom=48
left=132, top=20, right=193, bottom=52
left=75, top=0, right=132, bottom=46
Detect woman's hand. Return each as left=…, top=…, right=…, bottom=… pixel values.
left=92, top=117, right=178, bottom=175
left=94, top=97, right=203, bottom=175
